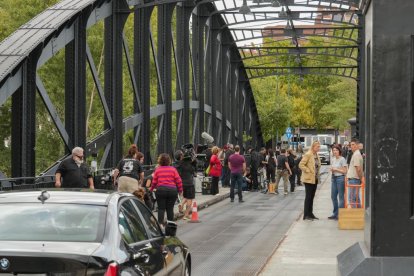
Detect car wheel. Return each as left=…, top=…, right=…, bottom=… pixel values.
left=184, top=260, right=191, bottom=276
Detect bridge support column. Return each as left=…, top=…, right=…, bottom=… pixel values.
left=191, top=7, right=208, bottom=145
left=230, top=58, right=239, bottom=144
left=135, top=7, right=153, bottom=164
left=206, top=16, right=220, bottom=143
left=222, top=44, right=232, bottom=144
left=176, top=3, right=193, bottom=149
left=157, top=3, right=175, bottom=156
left=65, top=12, right=88, bottom=152
left=11, top=52, right=38, bottom=178
left=338, top=1, right=414, bottom=275
left=104, top=0, right=128, bottom=167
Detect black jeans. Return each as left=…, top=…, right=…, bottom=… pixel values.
left=289, top=174, right=296, bottom=192
left=230, top=173, right=243, bottom=201
left=211, top=176, right=219, bottom=195
left=304, top=182, right=318, bottom=218
left=222, top=167, right=231, bottom=187
left=296, top=168, right=302, bottom=185
left=251, top=167, right=259, bottom=189
left=155, top=189, right=178, bottom=225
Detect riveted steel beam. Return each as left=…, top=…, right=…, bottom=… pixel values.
left=157, top=3, right=175, bottom=155
left=11, top=51, right=39, bottom=178
left=192, top=6, right=208, bottom=145
left=134, top=7, right=153, bottom=164
left=65, top=11, right=89, bottom=152
left=104, top=0, right=129, bottom=168
left=175, top=2, right=194, bottom=149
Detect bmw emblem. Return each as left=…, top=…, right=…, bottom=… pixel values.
left=0, top=258, right=10, bottom=270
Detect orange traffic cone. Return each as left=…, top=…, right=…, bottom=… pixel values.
left=188, top=201, right=201, bottom=223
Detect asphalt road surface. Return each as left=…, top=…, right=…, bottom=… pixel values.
left=176, top=167, right=330, bottom=276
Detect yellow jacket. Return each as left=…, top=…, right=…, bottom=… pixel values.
left=299, top=151, right=321, bottom=184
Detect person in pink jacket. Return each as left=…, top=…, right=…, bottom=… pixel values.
left=209, top=146, right=222, bottom=195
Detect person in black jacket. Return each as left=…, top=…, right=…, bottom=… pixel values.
left=287, top=149, right=296, bottom=192
left=174, top=150, right=197, bottom=220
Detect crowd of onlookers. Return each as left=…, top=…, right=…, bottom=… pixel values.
left=53, top=137, right=365, bottom=227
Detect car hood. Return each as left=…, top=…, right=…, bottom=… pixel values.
left=0, top=241, right=101, bottom=255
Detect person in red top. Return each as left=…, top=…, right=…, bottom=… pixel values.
left=209, top=146, right=222, bottom=195
left=150, top=153, right=183, bottom=226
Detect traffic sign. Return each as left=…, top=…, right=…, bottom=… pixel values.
left=285, top=127, right=293, bottom=134
left=286, top=133, right=293, bottom=139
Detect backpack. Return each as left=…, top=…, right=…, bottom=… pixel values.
left=267, top=155, right=276, bottom=170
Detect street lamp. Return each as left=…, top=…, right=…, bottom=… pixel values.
left=239, top=0, right=251, bottom=14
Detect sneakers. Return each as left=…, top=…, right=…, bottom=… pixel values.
left=183, top=216, right=191, bottom=220
left=284, top=192, right=288, bottom=195
left=239, top=200, right=245, bottom=203
left=275, top=191, right=279, bottom=195
left=230, top=199, right=234, bottom=202
left=328, top=215, right=338, bottom=220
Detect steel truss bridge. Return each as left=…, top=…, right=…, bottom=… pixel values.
left=0, top=0, right=366, bottom=178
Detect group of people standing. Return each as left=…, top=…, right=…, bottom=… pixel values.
left=328, top=138, right=365, bottom=220
left=53, top=136, right=365, bottom=227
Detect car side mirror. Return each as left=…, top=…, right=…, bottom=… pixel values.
left=164, top=221, right=177, bottom=237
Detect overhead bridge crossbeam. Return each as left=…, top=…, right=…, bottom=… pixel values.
left=244, top=66, right=358, bottom=80
left=238, top=46, right=358, bottom=61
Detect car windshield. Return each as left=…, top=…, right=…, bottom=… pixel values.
left=0, top=203, right=106, bottom=242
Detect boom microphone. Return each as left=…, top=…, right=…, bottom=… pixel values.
left=201, top=132, right=214, bottom=144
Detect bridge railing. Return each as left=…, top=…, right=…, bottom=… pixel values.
left=0, top=165, right=157, bottom=192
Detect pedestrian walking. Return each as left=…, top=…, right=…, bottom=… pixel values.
left=295, top=145, right=304, bottom=186
left=274, top=149, right=292, bottom=195
left=55, top=147, right=94, bottom=189
left=228, top=145, right=246, bottom=203
left=265, top=149, right=277, bottom=193
left=328, top=145, right=347, bottom=220
left=223, top=144, right=234, bottom=188
left=299, top=141, right=321, bottom=221
left=208, top=146, right=222, bottom=195
left=175, top=150, right=197, bottom=220
left=249, top=148, right=262, bottom=191
left=287, top=149, right=296, bottom=192
left=150, top=153, right=183, bottom=226
left=114, top=144, right=143, bottom=193
left=346, top=138, right=364, bottom=208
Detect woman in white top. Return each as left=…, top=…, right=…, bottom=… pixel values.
left=329, top=145, right=348, bottom=220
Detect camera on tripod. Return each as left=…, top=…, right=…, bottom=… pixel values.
left=181, top=144, right=196, bottom=160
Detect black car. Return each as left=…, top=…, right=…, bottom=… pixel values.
left=0, top=190, right=191, bottom=275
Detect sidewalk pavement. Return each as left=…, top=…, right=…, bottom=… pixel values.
left=259, top=174, right=364, bottom=276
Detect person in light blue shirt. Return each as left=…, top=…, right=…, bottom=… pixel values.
left=328, top=145, right=348, bottom=220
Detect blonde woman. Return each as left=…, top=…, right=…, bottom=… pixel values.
left=209, top=146, right=222, bottom=195
left=299, top=141, right=321, bottom=221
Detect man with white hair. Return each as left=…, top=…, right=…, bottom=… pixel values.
left=55, top=147, right=94, bottom=189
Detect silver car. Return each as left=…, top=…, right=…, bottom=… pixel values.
left=318, top=145, right=331, bottom=165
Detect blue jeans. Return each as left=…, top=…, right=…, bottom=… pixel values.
left=331, top=175, right=345, bottom=217
left=348, top=178, right=361, bottom=208
left=230, top=173, right=243, bottom=201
